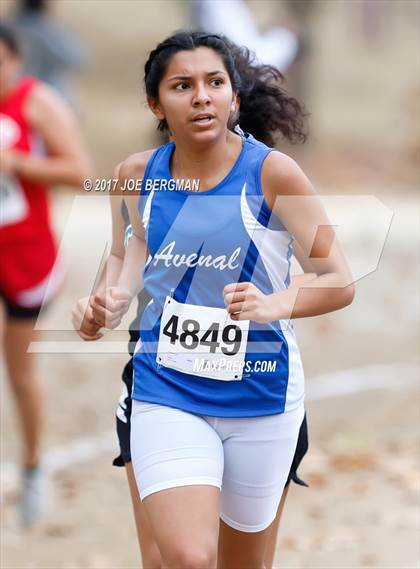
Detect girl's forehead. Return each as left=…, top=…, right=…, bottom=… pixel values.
left=164, top=47, right=226, bottom=76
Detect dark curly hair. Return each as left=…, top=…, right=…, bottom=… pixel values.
left=144, top=30, right=308, bottom=147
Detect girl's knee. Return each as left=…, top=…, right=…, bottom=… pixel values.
left=165, top=544, right=216, bottom=569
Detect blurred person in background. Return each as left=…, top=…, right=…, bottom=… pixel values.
left=12, top=0, right=87, bottom=106
left=0, top=22, right=90, bottom=527
left=191, top=0, right=300, bottom=73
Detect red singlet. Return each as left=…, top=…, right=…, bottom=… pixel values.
left=0, top=77, right=60, bottom=308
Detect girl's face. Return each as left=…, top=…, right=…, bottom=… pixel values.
left=0, top=41, right=20, bottom=99
left=148, top=46, right=238, bottom=145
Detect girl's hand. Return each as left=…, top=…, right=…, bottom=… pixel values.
left=223, top=282, right=274, bottom=324
left=72, top=296, right=103, bottom=341
left=91, top=287, right=131, bottom=329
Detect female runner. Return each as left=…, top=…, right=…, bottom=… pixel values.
left=91, top=31, right=354, bottom=568
left=0, top=23, right=89, bottom=526
left=73, top=192, right=312, bottom=568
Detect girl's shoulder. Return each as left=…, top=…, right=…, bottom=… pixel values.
left=261, top=150, right=314, bottom=198
left=118, top=148, right=157, bottom=181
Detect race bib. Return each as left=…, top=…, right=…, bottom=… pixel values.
left=0, top=175, right=28, bottom=227
left=157, top=296, right=249, bottom=381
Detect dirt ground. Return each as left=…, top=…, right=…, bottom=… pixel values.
left=1, top=381, right=419, bottom=569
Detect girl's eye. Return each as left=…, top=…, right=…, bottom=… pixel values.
left=211, top=79, right=223, bottom=87
left=174, top=82, right=190, bottom=90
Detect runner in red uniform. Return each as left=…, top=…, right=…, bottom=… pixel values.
left=0, top=23, right=90, bottom=526
left=0, top=76, right=59, bottom=308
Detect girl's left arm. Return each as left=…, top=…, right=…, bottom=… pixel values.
left=262, top=151, right=355, bottom=320
left=224, top=152, right=355, bottom=323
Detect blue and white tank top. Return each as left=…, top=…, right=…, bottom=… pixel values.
left=132, top=133, right=305, bottom=417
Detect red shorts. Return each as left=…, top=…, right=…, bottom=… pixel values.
left=0, top=235, right=62, bottom=313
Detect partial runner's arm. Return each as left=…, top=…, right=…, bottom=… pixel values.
left=11, top=83, right=91, bottom=187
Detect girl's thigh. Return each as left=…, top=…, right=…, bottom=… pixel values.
left=130, top=401, right=223, bottom=560
left=143, top=484, right=220, bottom=567
left=219, top=403, right=305, bottom=533
left=130, top=401, right=224, bottom=500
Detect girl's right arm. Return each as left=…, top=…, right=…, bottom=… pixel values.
left=91, top=151, right=154, bottom=329
left=72, top=177, right=126, bottom=339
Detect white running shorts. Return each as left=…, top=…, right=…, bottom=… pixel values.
left=130, top=400, right=305, bottom=533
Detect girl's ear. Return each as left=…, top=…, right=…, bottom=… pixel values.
left=147, top=95, right=165, bottom=120
left=231, top=93, right=240, bottom=113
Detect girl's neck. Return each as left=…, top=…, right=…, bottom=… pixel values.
left=170, top=130, right=242, bottom=184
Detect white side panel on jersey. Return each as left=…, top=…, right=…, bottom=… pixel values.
left=240, top=183, right=291, bottom=295
left=142, top=189, right=154, bottom=230
left=240, top=183, right=305, bottom=410
left=282, top=325, right=305, bottom=412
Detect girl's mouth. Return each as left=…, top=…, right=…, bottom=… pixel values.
left=191, top=113, right=215, bottom=123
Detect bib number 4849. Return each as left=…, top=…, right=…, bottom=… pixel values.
left=163, top=315, right=242, bottom=355
left=156, top=296, right=249, bottom=381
